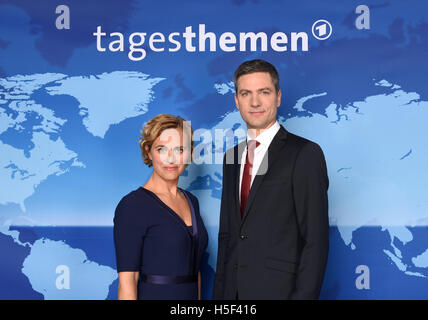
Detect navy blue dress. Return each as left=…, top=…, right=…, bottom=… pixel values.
left=113, top=187, right=208, bottom=300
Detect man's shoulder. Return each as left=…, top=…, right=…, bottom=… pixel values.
left=285, top=130, right=321, bottom=151
left=226, top=140, right=246, bottom=153
left=284, top=130, right=326, bottom=164
left=223, top=140, right=246, bottom=164
left=270, top=124, right=316, bottom=150
left=221, top=126, right=323, bottom=160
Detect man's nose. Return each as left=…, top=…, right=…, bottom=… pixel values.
left=251, top=93, right=261, bottom=107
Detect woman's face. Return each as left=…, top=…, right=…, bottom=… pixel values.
left=148, top=128, right=191, bottom=182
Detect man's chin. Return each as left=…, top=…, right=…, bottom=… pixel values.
left=245, top=117, right=277, bottom=131
left=246, top=121, right=269, bottom=130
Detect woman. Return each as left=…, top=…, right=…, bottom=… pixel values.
left=113, top=114, right=208, bottom=300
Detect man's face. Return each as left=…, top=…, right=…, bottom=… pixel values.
left=235, top=72, right=281, bottom=133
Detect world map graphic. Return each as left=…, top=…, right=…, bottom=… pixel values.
left=1, top=0, right=428, bottom=299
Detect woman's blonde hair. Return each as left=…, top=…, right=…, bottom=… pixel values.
left=139, top=114, right=194, bottom=167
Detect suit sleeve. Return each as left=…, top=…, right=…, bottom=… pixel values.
left=212, top=153, right=231, bottom=299
left=291, top=142, right=329, bottom=300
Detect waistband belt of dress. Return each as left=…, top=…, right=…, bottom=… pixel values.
left=141, top=273, right=197, bottom=284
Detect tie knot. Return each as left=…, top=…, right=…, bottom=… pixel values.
left=247, top=139, right=260, bottom=151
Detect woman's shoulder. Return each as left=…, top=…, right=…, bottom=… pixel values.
left=180, top=187, right=194, bottom=199
left=114, top=187, right=150, bottom=216
left=181, top=188, right=200, bottom=208
left=114, top=188, right=152, bottom=231
left=117, top=186, right=144, bottom=202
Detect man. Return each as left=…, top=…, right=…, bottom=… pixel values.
left=213, top=59, right=329, bottom=300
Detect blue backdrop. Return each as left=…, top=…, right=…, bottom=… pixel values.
left=1, top=0, right=428, bottom=299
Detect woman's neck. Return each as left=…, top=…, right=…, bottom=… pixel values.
left=143, top=173, right=180, bottom=197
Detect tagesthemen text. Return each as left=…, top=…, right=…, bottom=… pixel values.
left=93, top=24, right=309, bottom=61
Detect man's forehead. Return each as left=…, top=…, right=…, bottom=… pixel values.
left=236, top=72, right=275, bottom=90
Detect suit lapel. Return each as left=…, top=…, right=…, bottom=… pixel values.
left=240, top=126, right=288, bottom=226
left=229, top=140, right=246, bottom=221
left=234, top=140, right=247, bottom=222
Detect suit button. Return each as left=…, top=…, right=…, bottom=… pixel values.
left=240, top=235, right=246, bottom=240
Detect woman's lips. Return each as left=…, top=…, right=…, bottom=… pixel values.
left=164, top=166, right=178, bottom=171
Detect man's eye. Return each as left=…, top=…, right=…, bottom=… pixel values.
left=262, top=91, right=270, bottom=95
left=241, top=92, right=248, bottom=97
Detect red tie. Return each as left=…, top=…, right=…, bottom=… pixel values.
left=240, top=140, right=260, bottom=218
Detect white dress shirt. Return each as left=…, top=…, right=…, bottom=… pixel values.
left=239, top=121, right=281, bottom=201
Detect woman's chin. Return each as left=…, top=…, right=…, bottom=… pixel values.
left=155, top=168, right=184, bottom=181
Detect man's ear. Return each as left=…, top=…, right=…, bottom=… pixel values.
left=235, top=93, right=240, bottom=110
left=276, top=89, right=282, bottom=108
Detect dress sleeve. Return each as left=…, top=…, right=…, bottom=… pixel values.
left=113, top=195, right=146, bottom=272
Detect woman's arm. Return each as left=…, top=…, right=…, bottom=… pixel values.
left=118, top=271, right=139, bottom=300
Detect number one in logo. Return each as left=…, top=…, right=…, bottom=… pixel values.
left=316, top=24, right=327, bottom=37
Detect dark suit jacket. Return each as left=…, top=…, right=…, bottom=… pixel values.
left=212, top=125, right=329, bottom=300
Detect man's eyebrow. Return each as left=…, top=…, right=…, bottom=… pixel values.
left=238, top=87, right=273, bottom=93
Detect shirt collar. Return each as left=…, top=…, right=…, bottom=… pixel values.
left=246, top=121, right=280, bottom=147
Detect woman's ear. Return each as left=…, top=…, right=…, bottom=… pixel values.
left=145, top=145, right=152, bottom=160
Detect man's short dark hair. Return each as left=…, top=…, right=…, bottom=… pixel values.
left=233, top=59, right=280, bottom=93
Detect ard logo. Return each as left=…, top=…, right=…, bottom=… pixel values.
left=311, top=20, right=333, bottom=41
